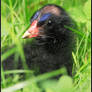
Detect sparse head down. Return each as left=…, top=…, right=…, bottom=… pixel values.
left=40, top=5, right=61, bottom=16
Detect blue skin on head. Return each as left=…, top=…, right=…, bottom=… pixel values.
left=31, top=11, right=40, bottom=23
left=33, top=11, right=40, bottom=19
left=32, top=12, right=51, bottom=23
left=39, top=13, right=51, bottom=22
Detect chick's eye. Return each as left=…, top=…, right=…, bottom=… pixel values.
left=48, top=20, right=52, bottom=24
left=47, top=20, right=52, bottom=26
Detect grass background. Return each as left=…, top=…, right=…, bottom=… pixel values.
left=1, top=0, right=91, bottom=92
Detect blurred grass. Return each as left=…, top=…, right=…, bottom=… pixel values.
left=1, top=0, right=91, bottom=92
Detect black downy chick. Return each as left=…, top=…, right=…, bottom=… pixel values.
left=22, top=4, right=75, bottom=76
left=3, top=4, right=75, bottom=77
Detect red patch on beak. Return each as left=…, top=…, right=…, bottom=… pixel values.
left=22, top=20, right=39, bottom=38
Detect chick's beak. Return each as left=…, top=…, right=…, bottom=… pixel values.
left=22, top=20, right=39, bottom=38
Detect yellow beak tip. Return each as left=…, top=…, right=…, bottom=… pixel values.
left=22, top=31, right=31, bottom=39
